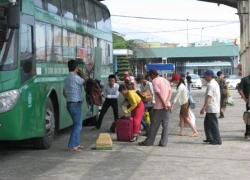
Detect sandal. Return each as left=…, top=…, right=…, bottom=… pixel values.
left=69, top=147, right=82, bottom=152
left=130, top=136, right=138, bottom=142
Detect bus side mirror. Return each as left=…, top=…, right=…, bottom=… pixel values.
left=6, top=5, right=20, bottom=29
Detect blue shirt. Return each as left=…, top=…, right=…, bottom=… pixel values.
left=64, top=72, right=84, bottom=102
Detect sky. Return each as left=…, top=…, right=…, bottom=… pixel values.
left=102, top=0, right=240, bottom=46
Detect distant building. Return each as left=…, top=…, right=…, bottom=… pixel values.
left=138, top=42, right=179, bottom=48
left=184, top=62, right=233, bottom=77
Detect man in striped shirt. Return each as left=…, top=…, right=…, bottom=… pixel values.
left=63, top=60, right=87, bottom=152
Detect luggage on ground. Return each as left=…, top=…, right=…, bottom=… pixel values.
left=116, top=117, right=133, bottom=142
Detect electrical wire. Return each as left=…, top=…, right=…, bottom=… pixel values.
left=118, top=22, right=239, bottom=34
left=112, top=14, right=239, bottom=23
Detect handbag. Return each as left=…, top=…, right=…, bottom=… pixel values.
left=243, top=111, right=250, bottom=125
left=136, top=90, right=152, bottom=103
left=188, top=96, right=195, bottom=109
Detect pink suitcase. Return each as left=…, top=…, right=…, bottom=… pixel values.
left=116, top=117, right=133, bottom=142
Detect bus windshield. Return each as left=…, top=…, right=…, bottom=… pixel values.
left=0, top=9, right=17, bottom=71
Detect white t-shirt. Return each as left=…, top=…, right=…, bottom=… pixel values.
left=173, top=83, right=188, bottom=105
left=205, top=79, right=220, bottom=113
left=130, top=76, right=135, bottom=83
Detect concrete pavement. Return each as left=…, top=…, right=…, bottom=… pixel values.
left=0, top=88, right=249, bottom=180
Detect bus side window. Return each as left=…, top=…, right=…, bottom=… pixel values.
left=47, top=0, right=61, bottom=15
left=21, top=24, right=35, bottom=84
left=61, top=0, right=74, bottom=20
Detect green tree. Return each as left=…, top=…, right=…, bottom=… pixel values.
left=117, top=56, right=131, bottom=81
left=113, top=32, right=127, bottom=49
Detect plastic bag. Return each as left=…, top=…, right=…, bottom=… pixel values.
left=189, top=109, right=196, bottom=128
left=144, top=111, right=150, bottom=125
left=227, top=96, right=234, bottom=106
left=179, top=109, right=196, bottom=128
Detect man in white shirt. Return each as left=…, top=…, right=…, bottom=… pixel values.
left=92, top=74, right=119, bottom=130
left=200, top=69, right=222, bottom=145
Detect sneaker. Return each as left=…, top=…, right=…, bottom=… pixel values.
left=91, top=127, right=99, bottom=131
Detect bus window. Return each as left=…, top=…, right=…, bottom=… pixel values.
left=61, top=0, right=74, bottom=20
left=54, top=26, right=63, bottom=63
left=85, top=1, right=96, bottom=28
left=103, top=10, right=111, bottom=33
left=34, top=0, right=46, bottom=10
left=95, top=5, right=104, bottom=31
left=21, top=24, right=35, bottom=83
left=62, top=29, right=68, bottom=63
left=74, top=0, right=86, bottom=24
left=47, top=0, right=61, bottom=15
left=69, top=32, right=76, bottom=59
left=35, top=21, right=46, bottom=62
left=76, top=34, right=86, bottom=64
left=46, top=24, right=53, bottom=62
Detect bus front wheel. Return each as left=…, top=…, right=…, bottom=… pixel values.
left=33, top=98, right=55, bottom=149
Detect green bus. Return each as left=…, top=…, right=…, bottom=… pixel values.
left=0, top=0, right=113, bottom=149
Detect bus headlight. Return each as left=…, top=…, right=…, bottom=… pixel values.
left=0, top=90, right=20, bottom=113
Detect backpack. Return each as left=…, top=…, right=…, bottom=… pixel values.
left=136, top=90, right=152, bottom=103
left=85, top=78, right=102, bottom=106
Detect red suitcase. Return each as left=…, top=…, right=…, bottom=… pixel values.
left=116, top=117, right=133, bottom=142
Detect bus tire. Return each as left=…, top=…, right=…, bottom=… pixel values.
left=33, top=98, right=55, bottom=149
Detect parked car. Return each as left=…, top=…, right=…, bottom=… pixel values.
left=226, top=75, right=241, bottom=89
left=185, top=74, right=202, bottom=89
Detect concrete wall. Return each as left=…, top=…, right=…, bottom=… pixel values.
left=238, top=1, right=250, bottom=77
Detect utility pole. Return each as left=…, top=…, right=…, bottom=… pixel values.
left=200, top=28, right=204, bottom=46
left=186, top=19, right=189, bottom=47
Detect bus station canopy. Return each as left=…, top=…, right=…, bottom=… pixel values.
left=135, top=45, right=239, bottom=63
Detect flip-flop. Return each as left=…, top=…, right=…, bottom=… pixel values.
left=69, top=148, right=82, bottom=152
left=77, top=145, right=84, bottom=149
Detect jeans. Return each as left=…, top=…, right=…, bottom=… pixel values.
left=67, top=102, right=83, bottom=149
left=187, top=83, right=192, bottom=94
left=204, top=113, right=222, bottom=143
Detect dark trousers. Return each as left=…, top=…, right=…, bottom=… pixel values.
left=96, top=99, right=118, bottom=129
left=144, top=109, right=170, bottom=146
left=245, top=102, right=250, bottom=136
left=204, top=113, right=222, bottom=143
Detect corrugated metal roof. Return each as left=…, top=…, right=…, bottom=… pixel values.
left=198, top=0, right=237, bottom=8
left=135, top=45, right=239, bottom=59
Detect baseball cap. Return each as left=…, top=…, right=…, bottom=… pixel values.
left=148, top=68, right=158, bottom=76
left=204, top=69, right=215, bottom=77
left=170, top=73, right=181, bottom=82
